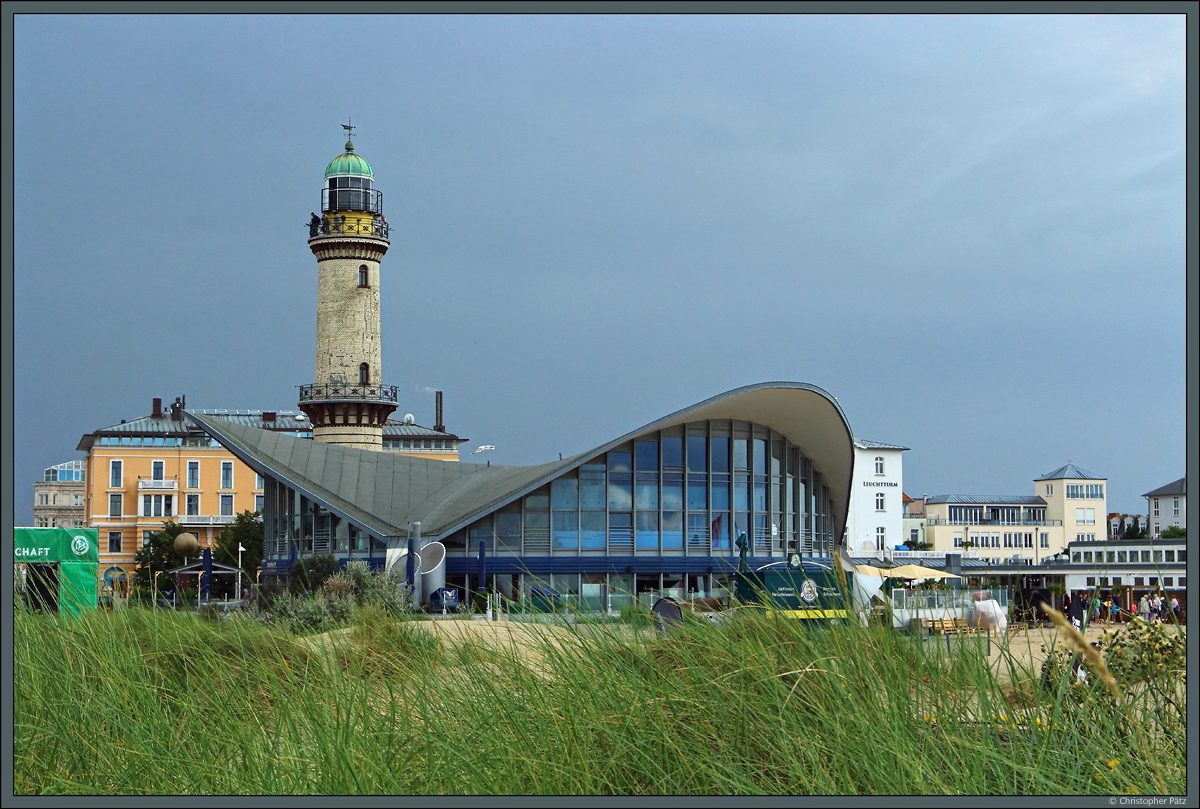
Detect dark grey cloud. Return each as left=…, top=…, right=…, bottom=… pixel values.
left=12, top=13, right=1186, bottom=520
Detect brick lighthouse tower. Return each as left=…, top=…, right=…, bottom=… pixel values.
left=299, top=124, right=398, bottom=450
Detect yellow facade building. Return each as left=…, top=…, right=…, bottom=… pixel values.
left=77, top=396, right=464, bottom=588
left=910, top=462, right=1108, bottom=566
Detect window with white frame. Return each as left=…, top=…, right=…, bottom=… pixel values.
left=954, top=534, right=962, bottom=548
left=255, top=494, right=264, bottom=512
left=220, top=462, right=233, bottom=489
left=220, top=494, right=234, bottom=516
left=1066, top=484, right=1084, bottom=499
left=187, top=461, right=199, bottom=489
left=1173, top=498, right=1179, bottom=516
left=151, top=460, right=164, bottom=481
left=108, top=493, right=122, bottom=517
left=1045, top=483, right=1052, bottom=496
left=141, top=494, right=173, bottom=518
left=74, top=494, right=83, bottom=506
left=186, top=494, right=200, bottom=516
left=1040, top=532, right=1048, bottom=548
left=875, top=526, right=886, bottom=550
left=107, top=531, right=122, bottom=553
left=1085, top=483, right=1103, bottom=499
left=109, top=460, right=122, bottom=488
left=874, top=457, right=884, bottom=475
left=910, top=528, right=919, bottom=544
left=255, top=473, right=264, bottom=490
left=875, top=492, right=885, bottom=511
left=1153, top=498, right=1159, bottom=517
left=142, top=531, right=154, bottom=547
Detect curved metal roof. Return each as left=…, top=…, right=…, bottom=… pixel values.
left=186, top=382, right=855, bottom=545
left=324, top=142, right=374, bottom=178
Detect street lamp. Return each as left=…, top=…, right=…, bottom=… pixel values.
left=237, top=543, right=246, bottom=601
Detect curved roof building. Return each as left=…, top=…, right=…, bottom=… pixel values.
left=189, top=381, right=854, bottom=605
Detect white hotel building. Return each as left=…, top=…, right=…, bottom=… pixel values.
left=844, top=440, right=908, bottom=554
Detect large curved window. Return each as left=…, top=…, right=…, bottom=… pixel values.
left=461, top=420, right=835, bottom=559
left=322, top=176, right=382, bottom=213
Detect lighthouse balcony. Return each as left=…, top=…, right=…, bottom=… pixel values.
left=299, top=383, right=399, bottom=404
left=308, top=215, right=390, bottom=240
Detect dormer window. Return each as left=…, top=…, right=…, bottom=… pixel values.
left=358, top=265, right=369, bottom=287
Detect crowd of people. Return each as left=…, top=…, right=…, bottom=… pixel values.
left=1059, top=590, right=1182, bottom=627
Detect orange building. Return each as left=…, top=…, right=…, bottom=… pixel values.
left=77, top=396, right=464, bottom=588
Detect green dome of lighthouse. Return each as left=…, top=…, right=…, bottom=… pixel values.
left=324, top=140, right=374, bottom=178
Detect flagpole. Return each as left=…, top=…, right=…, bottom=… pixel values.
left=237, top=544, right=246, bottom=602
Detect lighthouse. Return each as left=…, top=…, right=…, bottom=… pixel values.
left=298, top=125, right=398, bottom=450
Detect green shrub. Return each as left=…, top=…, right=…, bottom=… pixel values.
left=289, top=553, right=339, bottom=592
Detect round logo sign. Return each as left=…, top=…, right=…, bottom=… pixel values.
left=800, top=579, right=818, bottom=604
left=71, top=535, right=90, bottom=555
left=789, top=553, right=801, bottom=569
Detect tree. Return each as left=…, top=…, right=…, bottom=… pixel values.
left=213, top=510, right=263, bottom=598
left=1123, top=518, right=1146, bottom=539
left=132, top=521, right=191, bottom=593
left=1160, top=525, right=1185, bottom=538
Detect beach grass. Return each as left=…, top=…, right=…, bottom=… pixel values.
left=12, top=602, right=1186, bottom=795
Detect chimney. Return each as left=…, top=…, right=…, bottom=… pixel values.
left=263, top=411, right=277, bottom=423
left=434, top=390, right=444, bottom=433
left=170, top=397, right=183, bottom=421
left=152, top=397, right=162, bottom=418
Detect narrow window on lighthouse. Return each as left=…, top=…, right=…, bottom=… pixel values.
left=358, top=265, right=369, bottom=287
left=359, top=363, right=369, bottom=385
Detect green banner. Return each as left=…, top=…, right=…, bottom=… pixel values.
left=13, top=527, right=98, bottom=616
left=735, top=568, right=849, bottom=618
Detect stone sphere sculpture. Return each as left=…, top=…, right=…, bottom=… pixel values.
left=173, top=532, right=200, bottom=557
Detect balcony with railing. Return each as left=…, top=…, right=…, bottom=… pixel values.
left=307, top=215, right=389, bottom=240
left=178, top=514, right=237, bottom=525
left=138, top=477, right=178, bottom=491
left=298, top=383, right=399, bottom=404
left=924, top=517, right=1061, bottom=527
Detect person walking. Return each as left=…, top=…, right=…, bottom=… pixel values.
left=1109, top=597, right=1120, bottom=625
left=1138, top=593, right=1151, bottom=623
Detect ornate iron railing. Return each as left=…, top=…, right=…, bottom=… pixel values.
left=307, top=216, right=390, bottom=240
left=298, top=383, right=399, bottom=403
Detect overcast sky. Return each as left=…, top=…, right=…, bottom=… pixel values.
left=9, top=12, right=1188, bottom=523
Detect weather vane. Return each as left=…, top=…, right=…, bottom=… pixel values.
left=342, top=118, right=355, bottom=140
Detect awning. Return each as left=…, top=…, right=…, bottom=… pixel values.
left=885, top=564, right=961, bottom=580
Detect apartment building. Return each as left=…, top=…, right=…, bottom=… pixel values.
left=1143, top=477, right=1186, bottom=538
left=31, top=460, right=86, bottom=528
left=912, top=463, right=1108, bottom=565
left=77, top=396, right=465, bottom=588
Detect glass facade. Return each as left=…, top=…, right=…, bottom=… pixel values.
left=252, top=414, right=844, bottom=612
left=447, top=420, right=833, bottom=560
